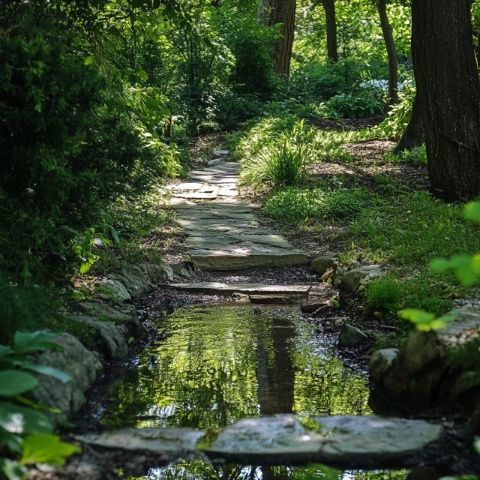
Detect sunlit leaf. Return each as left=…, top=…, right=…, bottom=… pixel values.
left=464, top=202, right=480, bottom=223
left=398, top=308, right=456, bottom=331
left=20, top=434, right=80, bottom=465
left=84, top=55, right=94, bottom=66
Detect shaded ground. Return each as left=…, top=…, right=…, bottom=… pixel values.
left=308, top=140, right=429, bottom=191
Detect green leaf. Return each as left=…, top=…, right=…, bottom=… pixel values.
left=20, top=434, right=80, bottom=465
left=0, top=371, right=38, bottom=396
left=20, top=364, right=72, bottom=384
left=0, top=427, right=23, bottom=452
left=137, top=69, right=148, bottom=81
left=0, top=346, right=13, bottom=358
left=0, top=402, right=53, bottom=434
left=399, top=308, right=435, bottom=324
left=474, top=436, right=480, bottom=453
left=109, top=225, right=121, bottom=245
left=464, top=202, right=480, bottom=223
left=399, top=308, right=457, bottom=332
left=430, top=258, right=451, bottom=273
left=84, top=55, right=94, bottom=66
left=0, top=459, right=25, bottom=480
left=13, top=331, right=60, bottom=354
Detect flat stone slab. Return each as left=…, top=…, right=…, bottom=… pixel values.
left=167, top=282, right=312, bottom=296
left=75, top=427, right=205, bottom=454
left=206, top=415, right=444, bottom=468
left=314, top=416, right=443, bottom=466
left=190, top=250, right=309, bottom=271
left=207, top=416, right=323, bottom=463
left=74, top=415, right=446, bottom=470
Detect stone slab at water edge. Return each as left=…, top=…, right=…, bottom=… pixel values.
left=169, top=161, right=309, bottom=271
left=74, top=414, right=445, bottom=470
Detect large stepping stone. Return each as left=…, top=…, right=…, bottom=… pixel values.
left=314, top=415, right=443, bottom=467
left=189, top=247, right=309, bottom=271
left=167, top=282, right=312, bottom=296
left=206, top=415, right=444, bottom=468
left=74, top=415, right=446, bottom=470
left=74, top=427, right=205, bottom=456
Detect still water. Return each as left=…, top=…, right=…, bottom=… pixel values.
left=97, top=305, right=406, bottom=480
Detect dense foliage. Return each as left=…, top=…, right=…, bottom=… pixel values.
left=2, top=0, right=480, bottom=474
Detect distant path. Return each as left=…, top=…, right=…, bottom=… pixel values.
left=169, top=158, right=308, bottom=271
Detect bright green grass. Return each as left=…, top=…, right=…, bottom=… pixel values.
left=264, top=181, right=480, bottom=318
left=263, top=186, right=371, bottom=223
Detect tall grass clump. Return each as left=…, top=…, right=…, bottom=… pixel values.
left=238, top=119, right=320, bottom=190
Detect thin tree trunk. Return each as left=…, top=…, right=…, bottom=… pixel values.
left=394, top=91, right=424, bottom=154
left=377, top=0, right=398, bottom=105
left=268, top=0, right=296, bottom=77
left=412, top=0, right=480, bottom=200
left=322, top=0, right=338, bottom=62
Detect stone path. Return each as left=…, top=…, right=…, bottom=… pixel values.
left=169, top=160, right=309, bottom=271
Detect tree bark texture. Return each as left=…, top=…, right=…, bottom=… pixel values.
left=322, top=0, right=338, bottom=62
left=377, top=0, right=398, bottom=105
left=394, top=91, right=424, bottom=154
left=268, top=0, right=296, bottom=77
left=412, top=0, right=480, bottom=200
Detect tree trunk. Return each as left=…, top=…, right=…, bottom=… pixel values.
left=394, top=91, right=424, bottom=154
left=377, top=0, right=398, bottom=105
left=412, top=0, right=480, bottom=201
left=268, top=0, right=296, bottom=77
left=322, top=0, right=338, bottom=62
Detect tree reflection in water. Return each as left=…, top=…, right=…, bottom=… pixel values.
left=100, top=305, right=405, bottom=480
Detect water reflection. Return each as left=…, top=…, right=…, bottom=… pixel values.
left=99, top=305, right=403, bottom=480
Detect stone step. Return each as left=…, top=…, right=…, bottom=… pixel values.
left=189, top=249, right=309, bottom=271
left=170, top=160, right=309, bottom=272
left=167, top=282, right=312, bottom=296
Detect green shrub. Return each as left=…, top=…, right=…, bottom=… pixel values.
left=384, top=145, right=427, bottom=165
left=0, top=6, right=182, bottom=284
left=365, top=278, right=403, bottom=315
left=0, top=331, right=79, bottom=477
left=325, top=90, right=385, bottom=119
left=215, top=92, right=264, bottom=130
left=263, top=186, right=370, bottom=223
left=290, top=60, right=365, bottom=101
left=374, top=82, right=415, bottom=139
left=0, top=276, right=58, bottom=344
left=239, top=120, right=317, bottom=189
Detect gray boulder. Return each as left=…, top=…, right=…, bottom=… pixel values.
left=140, top=262, right=174, bottom=284
left=370, top=305, right=480, bottom=413
left=340, top=265, right=385, bottom=294
left=72, top=314, right=129, bottom=360
left=116, top=264, right=151, bottom=298
left=339, top=324, right=370, bottom=348
left=369, top=348, right=399, bottom=383
left=310, top=253, right=339, bottom=277
left=32, top=333, right=102, bottom=419
left=77, top=301, right=143, bottom=336
left=95, top=278, right=131, bottom=303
